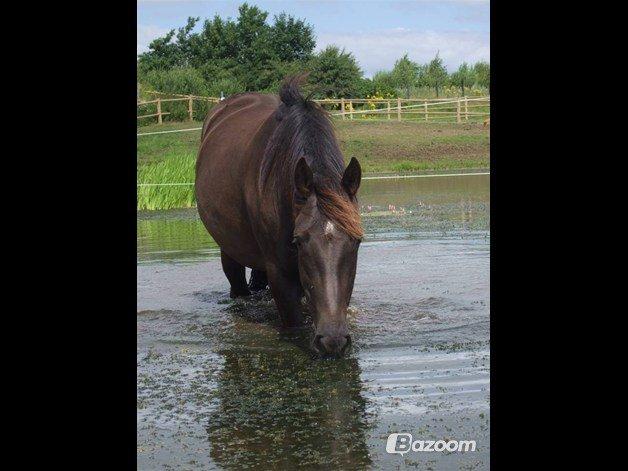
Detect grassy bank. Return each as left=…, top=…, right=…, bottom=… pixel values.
left=137, top=119, right=489, bottom=210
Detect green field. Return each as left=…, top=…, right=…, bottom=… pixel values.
left=137, top=119, right=490, bottom=210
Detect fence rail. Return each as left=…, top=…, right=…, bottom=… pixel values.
left=137, top=91, right=489, bottom=125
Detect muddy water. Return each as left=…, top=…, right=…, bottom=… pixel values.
left=137, top=174, right=490, bottom=470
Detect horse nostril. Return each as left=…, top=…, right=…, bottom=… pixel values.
left=313, top=334, right=324, bottom=352
left=315, top=334, right=350, bottom=356
left=338, top=335, right=351, bottom=354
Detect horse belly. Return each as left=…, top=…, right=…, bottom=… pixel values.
left=195, top=96, right=277, bottom=271
left=196, top=157, right=262, bottom=269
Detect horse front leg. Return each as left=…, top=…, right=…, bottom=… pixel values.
left=220, top=249, right=251, bottom=298
left=265, top=264, right=304, bottom=329
left=248, top=269, right=268, bottom=292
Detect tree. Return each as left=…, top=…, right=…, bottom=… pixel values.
left=270, top=13, right=315, bottom=62
left=473, top=61, right=490, bottom=89
left=372, top=70, right=398, bottom=96
left=137, top=3, right=315, bottom=92
left=450, top=62, right=475, bottom=96
left=138, top=30, right=179, bottom=73
left=390, top=54, right=418, bottom=99
left=425, top=52, right=448, bottom=97
left=307, top=46, right=362, bottom=98
left=415, top=63, right=429, bottom=88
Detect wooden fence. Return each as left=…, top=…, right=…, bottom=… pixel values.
left=137, top=92, right=220, bottom=124
left=137, top=91, right=489, bottom=124
left=318, top=96, right=490, bottom=123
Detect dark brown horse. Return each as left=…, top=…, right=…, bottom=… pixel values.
left=195, top=75, right=362, bottom=356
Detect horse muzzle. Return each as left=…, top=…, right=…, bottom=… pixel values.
left=313, top=332, right=351, bottom=357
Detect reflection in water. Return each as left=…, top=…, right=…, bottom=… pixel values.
left=138, top=209, right=219, bottom=263
left=359, top=173, right=489, bottom=208
left=207, top=341, right=372, bottom=469
left=138, top=174, right=489, bottom=263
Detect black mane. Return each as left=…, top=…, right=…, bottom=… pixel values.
left=259, top=74, right=362, bottom=239
left=260, top=74, right=345, bottom=195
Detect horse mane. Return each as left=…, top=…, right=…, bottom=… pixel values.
left=259, top=74, right=363, bottom=240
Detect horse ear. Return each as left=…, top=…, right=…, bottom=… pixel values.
left=342, top=157, right=362, bottom=197
left=294, top=157, right=313, bottom=198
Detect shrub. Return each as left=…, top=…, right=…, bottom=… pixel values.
left=139, top=68, right=210, bottom=122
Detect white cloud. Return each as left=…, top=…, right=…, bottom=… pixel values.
left=316, top=28, right=489, bottom=77
left=137, top=24, right=171, bottom=55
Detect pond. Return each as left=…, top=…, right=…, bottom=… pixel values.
left=137, top=173, right=490, bottom=470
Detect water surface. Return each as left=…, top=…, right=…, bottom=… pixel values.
left=137, top=174, right=490, bottom=470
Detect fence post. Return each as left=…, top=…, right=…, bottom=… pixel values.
left=397, top=98, right=401, bottom=121
left=424, top=100, right=428, bottom=122
left=188, top=96, right=193, bottom=122
left=349, top=100, right=354, bottom=120
left=157, top=99, right=163, bottom=125
left=341, top=98, right=346, bottom=120
left=464, top=97, right=469, bottom=121
left=456, top=99, right=461, bottom=123
left=387, top=101, right=391, bottom=120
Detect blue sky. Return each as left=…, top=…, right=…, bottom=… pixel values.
left=138, top=0, right=489, bottom=77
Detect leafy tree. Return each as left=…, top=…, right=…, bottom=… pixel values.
left=138, top=30, right=179, bottom=73
left=137, top=17, right=200, bottom=73
left=415, top=63, right=429, bottom=88
left=174, top=17, right=201, bottom=67
left=450, top=62, right=475, bottom=96
left=194, top=15, right=239, bottom=64
left=391, top=54, right=418, bottom=98
left=137, top=3, right=315, bottom=92
left=425, top=52, right=448, bottom=97
left=473, top=61, right=490, bottom=89
left=136, top=3, right=487, bottom=101
left=307, top=46, right=362, bottom=98
left=270, top=13, right=315, bottom=62
left=371, top=71, right=398, bottom=96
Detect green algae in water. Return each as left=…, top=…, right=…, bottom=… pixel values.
left=206, top=348, right=374, bottom=470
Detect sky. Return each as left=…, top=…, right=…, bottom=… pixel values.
left=137, top=0, right=490, bottom=78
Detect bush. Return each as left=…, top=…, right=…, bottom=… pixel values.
left=197, top=62, right=246, bottom=96
left=140, top=67, right=208, bottom=95
left=139, top=68, right=211, bottom=122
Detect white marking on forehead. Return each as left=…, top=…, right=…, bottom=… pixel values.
left=324, top=220, right=335, bottom=236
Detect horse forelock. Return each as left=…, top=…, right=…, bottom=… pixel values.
left=315, top=186, right=363, bottom=240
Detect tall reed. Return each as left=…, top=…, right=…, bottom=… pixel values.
left=137, top=153, right=196, bottom=210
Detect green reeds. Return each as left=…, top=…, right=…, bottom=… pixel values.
left=137, top=153, right=196, bottom=210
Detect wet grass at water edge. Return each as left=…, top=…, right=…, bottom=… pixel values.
left=137, top=120, right=489, bottom=210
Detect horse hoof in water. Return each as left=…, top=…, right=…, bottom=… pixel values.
left=229, top=287, right=251, bottom=299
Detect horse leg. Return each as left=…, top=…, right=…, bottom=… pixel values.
left=248, top=269, right=268, bottom=292
left=220, top=249, right=251, bottom=298
left=265, top=265, right=304, bottom=329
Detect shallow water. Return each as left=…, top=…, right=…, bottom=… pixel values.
left=137, top=174, right=490, bottom=470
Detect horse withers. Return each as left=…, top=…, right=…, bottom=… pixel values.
left=195, top=75, right=362, bottom=357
